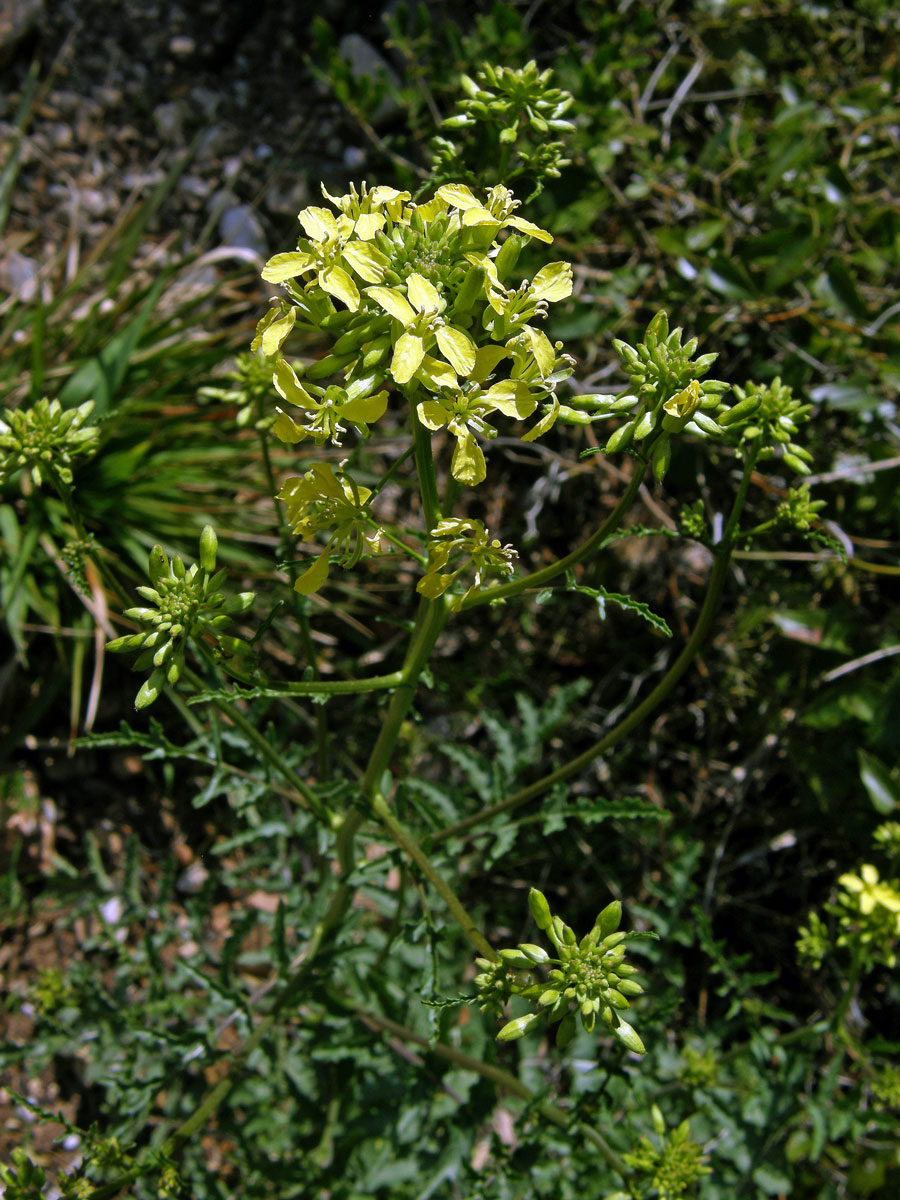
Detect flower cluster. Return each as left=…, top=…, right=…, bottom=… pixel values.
left=277, top=462, right=381, bottom=595
left=576, top=311, right=731, bottom=481
left=198, top=351, right=277, bottom=429
left=432, top=61, right=575, bottom=187
left=417, top=518, right=517, bottom=601
left=255, top=181, right=573, bottom=488
left=775, top=484, right=826, bottom=532
left=836, top=863, right=900, bottom=968
left=475, top=887, right=652, bottom=1054
left=0, top=397, right=99, bottom=488
left=615, top=1106, right=711, bottom=1200
left=107, top=527, right=255, bottom=709
left=725, top=376, right=814, bottom=475
left=796, top=826, right=900, bottom=972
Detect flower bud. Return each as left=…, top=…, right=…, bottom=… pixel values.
left=613, top=1019, right=646, bottom=1055
left=528, top=887, right=553, bottom=932
left=518, top=943, right=550, bottom=964
left=595, top=900, right=622, bottom=939
left=605, top=420, right=635, bottom=454
left=499, top=948, right=533, bottom=969
left=497, top=1012, right=542, bottom=1042
left=199, top=525, right=218, bottom=572
left=148, top=546, right=169, bottom=583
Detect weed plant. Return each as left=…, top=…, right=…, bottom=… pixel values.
left=2, top=4, right=900, bottom=1198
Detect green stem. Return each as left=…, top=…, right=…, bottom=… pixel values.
left=830, top=939, right=864, bottom=1043
left=371, top=794, right=498, bottom=961
left=257, top=416, right=330, bottom=781
left=368, top=443, right=417, bottom=499
left=196, top=671, right=406, bottom=698
left=377, top=523, right=427, bottom=565
left=459, top=440, right=655, bottom=611
left=409, top=390, right=442, bottom=530
left=51, top=472, right=128, bottom=605
left=434, top=442, right=762, bottom=843
left=94, top=428, right=454, bottom=1196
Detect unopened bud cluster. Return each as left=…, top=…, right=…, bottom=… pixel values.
left=474, top=887, right=652, bottom=1054
left=107, top=526, right=255, bottom=709
left=725, top=376, right=814, bottom=475
left=432, top=61, right=575, bottom=186
left=573, top=311, right=731, bottom=482
left=619, top=1105, right=712, bottom=1198
left=0, top=397, right=99, bottom=488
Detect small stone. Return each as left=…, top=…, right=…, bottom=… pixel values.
left=264, top=176, right=311, bottom=216
left=169, top=35, right=195, bottom=57
left=219, top=205, right=267, bottom=257
left=0, top=252, right=38, bottom=302
left=153, top=101, right=183, bottom=142
left=177, top=862, right=209, bottom=895
left=338, top=34, right=403, bottom=127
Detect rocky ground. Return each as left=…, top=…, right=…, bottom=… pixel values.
left=0, top=0, right=434, bottom=304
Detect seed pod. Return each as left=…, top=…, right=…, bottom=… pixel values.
left=783, top=452, right=811, bottom=475
left=652, top=435, right=672, bottom=482
left=306, top=351, right=357, bottom=380
left=716, top=398, right=756, bottom=427
left=495, top=234, right=523, bottom=281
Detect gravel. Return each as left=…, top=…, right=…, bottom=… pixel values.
left=0, top=0, right=418, bottom=282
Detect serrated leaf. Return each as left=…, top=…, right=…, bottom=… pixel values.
left=566, top=572, right=672, bottom=637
